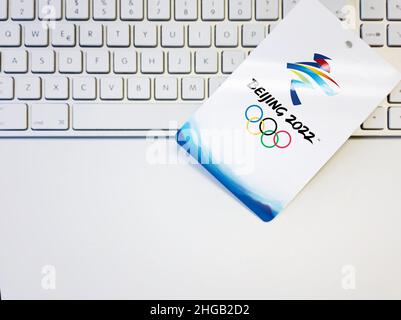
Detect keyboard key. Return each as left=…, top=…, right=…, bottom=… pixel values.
left=45, top=77, right=69, bottom=100
left=215, top=24, right=238, bottom=47
left=229, top=0, right=252, bottom=21
left=195, top=50, right=218, bottom=74
left=52, top=23, right=76, bottom=47
left=31, top=103, right=69, bottom=130
left=0, top=104, right=28, bottom=130
left=202, top=0, right=225, bottom=21
left=16, top=76, right=42, bottom=100
left=31, top=50, right=55, bottom=73
left=362, top=107, right=386, bottom=130
left=168, top=50, right=191, bottom=74
left=134, top=23, right=158, bottom=47
left=361, top=24, right=385, bottom=47
left=388, top=0, right=401, bottom=20
left=107, top=24, right=131, bottom=47
left=127, top=77, right=151, bottom=100
left=100, top=77, right=124, bottom=100
left=175, top=0, right=197, bottom=21
left=25, top=22, right=49, bottom=47
left=256, top=0, right=279, bottom=21
left=59, top=50, right=83, bottom=73
left=93, top=0, right=117, bottom=20
left=66, top=0, right=90, bottom=20
left=389, top=81, right=401, bottom=103
left=282, top=0, right=300, bottom=17
left=3, top=50, right=28, bottom=73
left=182, top=77, right=204, bottom=100
left=141, top=50, right=164, bottom=74
left=73, top=77, right=97, bottom=100
left=242, top=24, right=265, bottom=47
left=11, top=0, right=35, bottom=21
left=188, top=24, right=211, bottom=47
left=0, top=77, right=15, bottom=100
left=148, top=0, right=171, bottom=20
left=155, top=77, right=178, bottom=100
left=79, top=24, right=103, bottom=47
left=120, top=0, right=144, bottom=20
left=208, top=76, right=227, bottom=96
left=161, top=24, right=184, bottom=47
left=388, top=23, right=401, bottom=46
left=38, top=0, right=62, bottom=20
left=86, top=50, right=110, bottom=73
left=222, top=50, right=246, bottom=73
left=0, top=0, right=8, bottom=20
left=113, top=49, right=137, bottom=74
left=72, top=103, right=197, bottom=130
left=389, top=107, right=401, bottom=129
left=360, top=0, right=385, bottom=21
left=0, top=24, right=22, bottom=47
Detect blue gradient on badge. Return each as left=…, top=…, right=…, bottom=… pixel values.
left=177, top=119, right=283, bottom=222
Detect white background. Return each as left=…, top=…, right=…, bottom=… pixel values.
left=0, top=138, right=400, bottom=299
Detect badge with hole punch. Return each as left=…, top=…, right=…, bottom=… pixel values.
left=176, top=0, right=401, bottom=222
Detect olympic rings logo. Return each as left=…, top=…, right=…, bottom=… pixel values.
left=245, top=105, right=292, bottom=149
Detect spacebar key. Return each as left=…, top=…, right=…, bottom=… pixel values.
left=73, top=103, right=198, bottom=130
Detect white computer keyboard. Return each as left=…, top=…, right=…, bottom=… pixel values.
left=0, top=0, right=400, bottom=137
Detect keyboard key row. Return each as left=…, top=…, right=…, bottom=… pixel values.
left=0, top=50, right=247, bottom=74
left=281, top=0, right=401, bottom=22
left=3, top=104, right=401, bottom=132
left=362, top=107, right=401, bottom=130
left=0, top=102, right=69, bottom=130
left=0, top=0, right=282, bottom=22
left=0, top=76, right=228, bottom=101
left=0, top=102, right=197, bottom=131
left=361, top=0, right=401, bottom=21
left=0, top=23, right=270, bottom=48
left=3, top=1, right=401, bottom=23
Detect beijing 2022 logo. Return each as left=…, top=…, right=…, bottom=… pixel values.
left=245, top=105, right=292, bottom=149
left=287, top=53, right=340, bottom=106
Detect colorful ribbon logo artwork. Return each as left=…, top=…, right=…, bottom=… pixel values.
left=287, top=53, right=340, bottom=106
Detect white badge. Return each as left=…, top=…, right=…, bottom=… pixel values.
left=177, top=0, right=401, bottom=222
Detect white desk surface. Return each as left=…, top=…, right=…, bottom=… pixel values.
left=0, top=138, right=400, bottom=299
